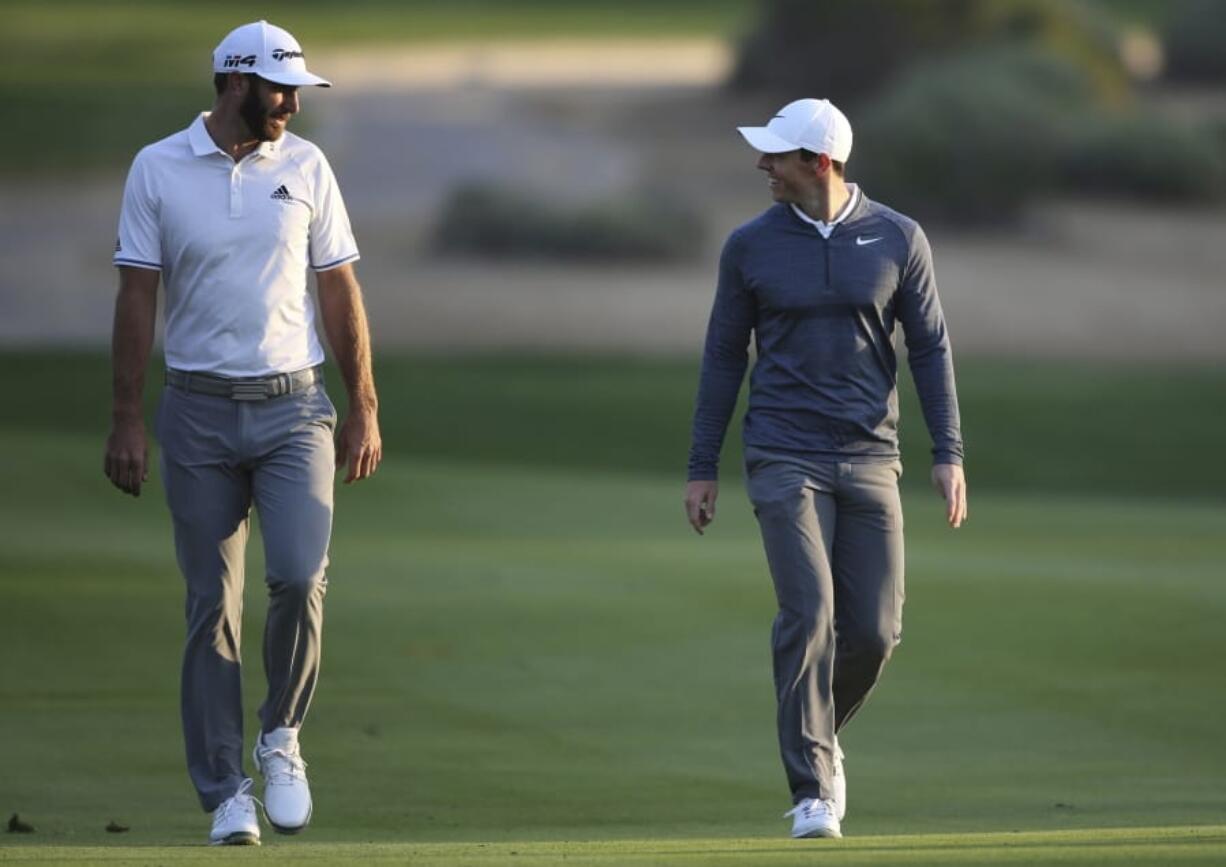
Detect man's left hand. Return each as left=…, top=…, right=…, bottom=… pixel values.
left=931, top=463, right=967, bottom=528
left=336, top=406, right=382, bottom=484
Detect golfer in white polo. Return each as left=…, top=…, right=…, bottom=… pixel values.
left=104, top=20, right=382, bottom=845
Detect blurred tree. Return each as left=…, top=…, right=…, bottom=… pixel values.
left=731, top=0, right=1226, bottom=221
left=731, top=0, right=1131, bottom=105
left=849, top=43, right=1225, bottom=222
left=852, top=46, right=1086, bottom=222
left=1162, top=0, right=1226, bottom=83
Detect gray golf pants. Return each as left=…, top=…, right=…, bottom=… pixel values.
left=744, top=446, right=905, bottom=804
left=156, top=382, right=336, bottom=811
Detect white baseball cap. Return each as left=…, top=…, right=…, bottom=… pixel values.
left=213, top=20, right=331, bottom=87
left=738, top=98, right=852, bottom=161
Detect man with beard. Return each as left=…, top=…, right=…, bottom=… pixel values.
left=685, top=98, right=966, bottom=839
left=105, top=20, right=381, bottom=846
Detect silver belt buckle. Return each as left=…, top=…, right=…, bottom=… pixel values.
left=231, top=381, right=270, bottom=401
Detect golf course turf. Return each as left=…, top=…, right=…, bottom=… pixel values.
left=2, top=352, right=1223, bottom=864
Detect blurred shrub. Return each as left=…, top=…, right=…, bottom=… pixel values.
left=847, top=44, right=1225, bottom=221
left=1060, top=113, right=1226, bottom=201
left=731, top=0, right=1131, bottom=106
left=852, top=47, right=1087, bottom=222
left=731, top=0, right=1225, bottom=219
left=1208, top=117, right=1226, bottom=155
left=1162, top=0, right=1226, bottom=82
left=432, top=184, right=705, bottom=262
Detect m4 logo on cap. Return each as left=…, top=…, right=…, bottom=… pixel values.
left=272, top=48, right=305, bottom=61
left=223, top=54, right=257, bottom=69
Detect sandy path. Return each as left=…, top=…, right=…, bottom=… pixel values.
left=3, top=180, right=1222, bottom=362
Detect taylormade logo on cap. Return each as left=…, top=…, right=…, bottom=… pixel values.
left=212, top=20, right=332, bottom=88
left=737, top=98, right=853, bottom=161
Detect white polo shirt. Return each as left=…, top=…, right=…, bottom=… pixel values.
left=114, top=113, right=360, bottom=377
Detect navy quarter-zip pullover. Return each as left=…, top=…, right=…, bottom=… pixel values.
left=688, top=192, right=963, bottom=480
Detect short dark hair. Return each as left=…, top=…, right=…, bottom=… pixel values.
left=213, top=71, right=262, bottom=94
left=798, top=149, right=846, bottom=176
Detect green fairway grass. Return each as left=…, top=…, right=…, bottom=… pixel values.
left=1, top=352, right=1223, bottom=863
left=6, top=827, right=1226, bottom=865
left=6, top=352, right=1225, bottom=499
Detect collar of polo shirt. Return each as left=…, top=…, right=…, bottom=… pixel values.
left=189, top=113, right=284, bottom=160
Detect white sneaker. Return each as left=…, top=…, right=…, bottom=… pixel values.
left=253, top=727, right=313, bottom=833
left=209, top=778, right=260, bottom=846
left=784, top=797, right=842, bottom=839
left=832, top=737, right=847, bottom=821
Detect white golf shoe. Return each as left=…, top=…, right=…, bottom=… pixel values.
left=832, top=737, right=847, bottom=821
left=209, top=778, right=260, bottom=846
left=785, top=797, right=842, bottom=839
left=253, top=727, right=313, bottom=833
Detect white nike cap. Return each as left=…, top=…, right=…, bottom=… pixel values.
left=213, top=20, right=331, bottom=87
left=738, top=98, right=852, bottom=161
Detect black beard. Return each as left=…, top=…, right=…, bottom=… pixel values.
left=239, top=85, right=275, bottom=142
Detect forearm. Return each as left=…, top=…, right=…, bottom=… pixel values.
left=908, top=342, right=963, bottom=465
left=898, top=228, right=962, bottom=465
left=110, top=271, right=158, bottom=421
left=688, top=343, right=749, bottom=480
left=689, top=235, right=753, bottom=480
left=318, top=269, right=378, bottom=411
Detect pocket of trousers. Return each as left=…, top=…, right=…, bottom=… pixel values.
left=303, top=384, right=338, bottom=432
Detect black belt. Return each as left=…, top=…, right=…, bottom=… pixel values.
left=165, top=366, right=323, bottom=401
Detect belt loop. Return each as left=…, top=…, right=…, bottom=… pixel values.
left=281, top=372, right=292, bottom=395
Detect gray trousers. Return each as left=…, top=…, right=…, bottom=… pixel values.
left=744, top=446, right=905, bottom=804
left=156, top=382, right=336, bottom=811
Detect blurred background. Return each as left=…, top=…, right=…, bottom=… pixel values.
left=1, top=0, right=1224, bottom=856
left=4, top=0, right=1226, bottom=357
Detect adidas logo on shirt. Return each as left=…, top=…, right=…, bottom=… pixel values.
left=270, top=185, right=293, bottom=202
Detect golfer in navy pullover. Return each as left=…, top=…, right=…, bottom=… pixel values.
left=685, top=99, right=967, bottom=840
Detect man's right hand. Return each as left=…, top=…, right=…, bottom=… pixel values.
left=685, top=480, right=719, bottom=535
left=105, top=417, right=149, bottom=496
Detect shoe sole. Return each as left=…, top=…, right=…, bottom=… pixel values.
left=794, top=829, right=842, bottom=839
left=267, top=803, right=312, bottom=835
left=210, top=832, right=260, bottom=846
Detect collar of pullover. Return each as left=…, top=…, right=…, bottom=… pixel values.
left=790, top=184, right=861, bottom=239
